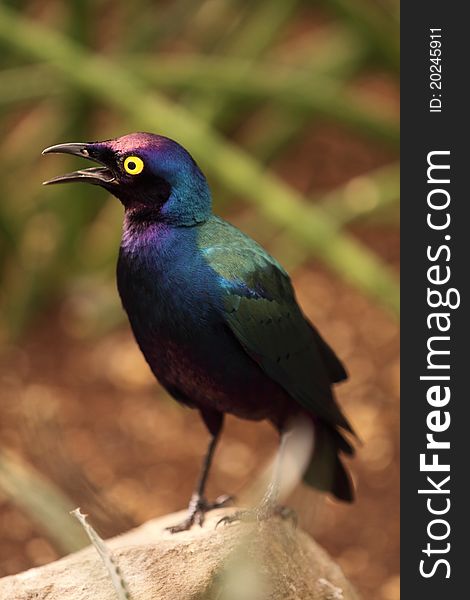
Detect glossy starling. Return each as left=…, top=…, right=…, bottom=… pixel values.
left=43, top=133, right=355, bottom=532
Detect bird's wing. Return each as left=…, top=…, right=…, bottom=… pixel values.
left=200, top=219, right=353, bottom=434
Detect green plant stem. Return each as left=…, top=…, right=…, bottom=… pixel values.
left=135, top=56, right=398, bottom=145
left=0, top=5, right=399, bottom=316
left=319, top=163, right=399, bottom=225
left=0, top=65, right=61, bottom=105
left=322, top=0, right=399, bottom=71
left=122, top=0, right=206, bottom=53
left=0, top=58, right=398, bottom=146
left=186, top=0, right=301, bottom=124
left=239, top=26, right=368, bottom=161
left=0, top=448, right=88, bottom=553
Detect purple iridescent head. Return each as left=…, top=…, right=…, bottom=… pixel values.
left=42, top=133, right=212, bottom=225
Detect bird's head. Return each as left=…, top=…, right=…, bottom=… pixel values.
left=43, top=133, right=212, bottom=225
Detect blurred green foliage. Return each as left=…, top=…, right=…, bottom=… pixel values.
left=0, top=0, right=399, bottom=342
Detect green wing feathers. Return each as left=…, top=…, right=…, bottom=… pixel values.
left=224, top=294, right=354, bottom=433
left=223, top=285, right=356, bottom=502
left=201, top=217, right=356, bottom=501
left=201, top=218, right=354, bottom=434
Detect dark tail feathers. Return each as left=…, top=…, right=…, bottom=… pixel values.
left=303, top=423, right=354, bottom=502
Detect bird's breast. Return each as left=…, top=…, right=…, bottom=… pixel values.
left=115, top=222, right=289, bottom=421
left=117, top=225, right=222, bottom=366
left=117, top=250, right=233, bottom=407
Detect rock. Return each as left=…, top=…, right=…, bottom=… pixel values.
left=0, top=508, right=361, bottom=600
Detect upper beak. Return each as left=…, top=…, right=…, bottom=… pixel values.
left=42, top=142, right=116, bottom=186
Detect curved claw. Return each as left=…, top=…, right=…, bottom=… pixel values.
left=216, top=514, right=237, bottom=529
left=166, top=494, right=235, bottom=534
left=166, top=517, right=195, bottom=534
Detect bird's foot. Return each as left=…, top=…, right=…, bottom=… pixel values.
left=217, top=502, right=297, bottom=528
left=166, top=493, right=233, bottom=533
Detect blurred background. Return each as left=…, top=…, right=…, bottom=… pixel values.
left=0, top=1, right=399, bottom=599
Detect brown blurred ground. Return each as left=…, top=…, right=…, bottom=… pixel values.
left=0, top=225, right=398, bottom=600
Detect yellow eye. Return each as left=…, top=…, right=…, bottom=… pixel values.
left=124, top=156, right=144, bottom=175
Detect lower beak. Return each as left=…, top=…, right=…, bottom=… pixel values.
left=42, top=142, right=116, bottom=186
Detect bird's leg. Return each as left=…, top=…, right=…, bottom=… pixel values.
left=217, top=431, right=296, bottom=527
left=167, top=411, right=232, bottom=533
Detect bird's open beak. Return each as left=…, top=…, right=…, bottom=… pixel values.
left=42, top=142, right=116, bottom=186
